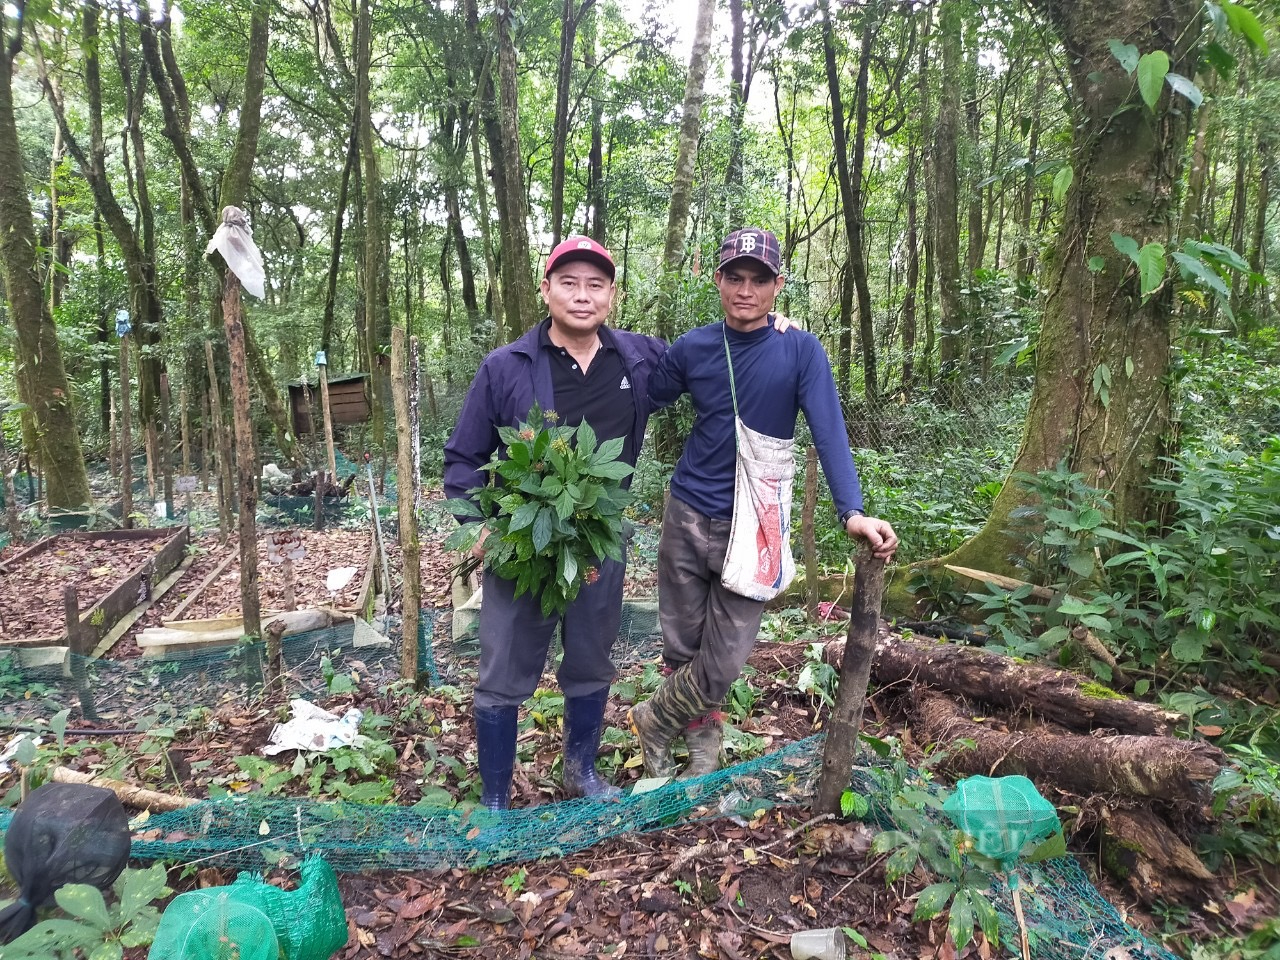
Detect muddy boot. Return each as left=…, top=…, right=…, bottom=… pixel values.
left=679, top=711, right=724, bottom=779
left=629, top=664, right=716, bottom=779
left=474, top=705, right=518, bottom=810
left=562, top=688, right=622, bottom=800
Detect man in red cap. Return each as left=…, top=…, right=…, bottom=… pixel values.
left=444, top=236, right=664, bottom=809
left=630, top=227, right=898, bottom=781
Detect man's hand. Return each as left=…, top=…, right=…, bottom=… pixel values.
left=773, top=313, right=803, bottom=333
left=471, top=525, right=491, bottom=560
left=846, top=514, right=898, bottom=561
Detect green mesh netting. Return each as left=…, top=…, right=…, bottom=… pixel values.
left=0, top=616, right=1179, bottom=960
left=148, top=856, right=346, bottom=960
left=943, top=775, right=1061, bottom=867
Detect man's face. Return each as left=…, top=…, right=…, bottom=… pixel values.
left=540, top=260, right=615, bottom=337
left=714, top=259, right=784, bottom=328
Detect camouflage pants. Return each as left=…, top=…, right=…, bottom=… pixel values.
left=658, top=495, right=766, bottom=702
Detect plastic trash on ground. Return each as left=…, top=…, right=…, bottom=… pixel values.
left=263, top=699, right=366, bottom=756
left=149, top=856, right=347, bottom=960
left=0, top=783, right=131, bottom=943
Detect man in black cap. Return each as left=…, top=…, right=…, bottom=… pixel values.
left=630, top=227, right=898, bottom=780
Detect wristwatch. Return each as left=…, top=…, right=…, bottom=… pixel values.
left=839, top=508, right=865, bottom=526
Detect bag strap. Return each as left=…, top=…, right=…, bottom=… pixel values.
left=722, top=325, right=741, bottom=421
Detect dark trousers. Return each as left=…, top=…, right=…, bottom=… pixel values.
left=474, top=549, right=626, bottom=709
left=658, top=495, right=767, bottom=702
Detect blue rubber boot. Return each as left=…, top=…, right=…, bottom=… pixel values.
left=474, top=705, right=519, bottom=810
left=563, top=688, right=622, bottom=800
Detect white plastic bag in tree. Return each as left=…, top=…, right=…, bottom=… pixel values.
left=205, top=205, right=266, bottom=299
left=720, top=417, right=797, bottom=601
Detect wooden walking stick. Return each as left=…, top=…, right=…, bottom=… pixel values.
left=815, top=546, right=887, bottom=816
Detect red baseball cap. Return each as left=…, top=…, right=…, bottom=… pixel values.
left=545, top=236, right=616, bottom=280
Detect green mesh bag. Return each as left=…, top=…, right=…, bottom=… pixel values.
left=149, top=856, right=347, bottom=960
left=148, top=894, right=279, bottom=960
left=942, top=775, right=1062, bottom=868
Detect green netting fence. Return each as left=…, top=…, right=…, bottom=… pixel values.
left=2, top=611, right=1179, bottom=960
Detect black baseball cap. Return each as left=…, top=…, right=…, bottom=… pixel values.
left=718, top=228, right=782, bottom=275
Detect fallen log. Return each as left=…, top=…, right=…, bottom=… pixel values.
left=1099, top=806, right=1215, bottom=904
left=911, top=690, right=1222, bottom=803
left=50, top=766, right=197, bottom=811
left=824, top=633, right=1182, bottom=736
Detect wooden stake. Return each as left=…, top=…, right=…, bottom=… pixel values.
left=200, top=388, right=210, bottom=493
left=108, top=392, right=118, bottom=479
left=180, top=384, right=191, bottom=477
left=160, top=371, right=175, bottom=520
left=318, top=361, right=338, bottom=480
left=118, top=333, right=134, bottom=528
left=1, top=429, right=20, bottom=543
left=220, top=269, right=262, bottom=645
left=204, top=340, right=234, bottom=544
left=391, top=328, right=421, bottom=684
left=803, top=445, right=818, bottom=617
left=314, top=469, right=325, bottom=531
left=815, top=548, right=886, bottom=816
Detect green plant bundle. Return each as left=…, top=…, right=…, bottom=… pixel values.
left=445, top=405, right=633, bottom=616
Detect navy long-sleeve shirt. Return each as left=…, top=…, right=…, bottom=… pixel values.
left=648, top=316, right=864, bottom=521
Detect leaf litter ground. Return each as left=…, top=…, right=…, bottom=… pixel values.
left=0, top=511, right=1191, bottom=959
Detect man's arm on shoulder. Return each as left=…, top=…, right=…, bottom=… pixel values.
left=647, top=333, right=687, bottom=409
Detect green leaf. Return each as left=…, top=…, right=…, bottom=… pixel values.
left=1137, top=50, right=1170, bottom=108
left=55, top=884, right=112, bottom=930
left=972, top=891, right=1001, bottom=946
left=443, top=497, right=483, bottom=518
left=1067, top=551, right=1097, bottom=577
left=560, top=550, right=578, bottom=586
left=1172, top=634, right=1206, bottom=662
left=1172, top=251, right=1230, bottom=299
left=594, top=435, right=625, bottom=465
left=1052, top=165, right=1073, bottom=204
left=1204, top=41, right=1236, bottom=77
left=508, top=502, right=540, bottom=532
left=118, top=865, right=169, bottom=918
left=884, top=845, right=919, bottom=883
left=89, top=943, right=125, bottom=960
left=588, top=461, right=634, bottom=481
left=1088, top=256, right=1106, bottom=273
left=914, top=882, right=957, bottom=921
left=532, top=508, right=554, bottom=553
left=1137, top=242, right=1167, bottom=298
left=1164, top=72, right=1203, bottom=108
left=1223, top=1, right=1269, bottom=53
left=1108, top=38, right=1139, bottom=74
left=1111, top=233, right=1140, bottom=261
left=841, top=790, right=870, bottom=818
left=575, top=419, right=598, bottom=457
left=1025, top=830, right=1068, bottom=862
left=948, top=889, right=976, bottom=951
left=1125, top=356, right=1135, bottom=378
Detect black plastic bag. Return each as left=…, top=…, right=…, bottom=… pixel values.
left=0, top=782, right=131, bottom=942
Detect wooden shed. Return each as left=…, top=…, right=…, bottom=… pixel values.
left=288, top=373, right=370, bottom=436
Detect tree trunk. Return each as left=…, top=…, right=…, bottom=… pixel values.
left=550, top=0, right=596, bottom=246
left=902, top=141, right=920, bottom=395
left=493, top=0, right=540, bottom=332
left=943, top=0, right=1199, bottom=574
left=1016, top=71, right=1047, bottom=288
left=655, top=0, right=716, bottom=342
left=356, top=0, right=389, bottom=452
left=824, top=633, right=1182, bottom=736
left=0, top=16, right=91, bottom=509
left=391, top=328, right=421, bottom=685
left=822, top=0, right=879, bottom=429
left=222, top=271, right=261, bottom=643
left=933, top=1, right=964, bottom=383
left=584, top=13, right=607, bottom=243
left=1179, top=77, right=1214, bottom=239
left=723, top=0, right=747, bottom=226
left=912, top=690, right=1221, bottom=803
left=323, top=119, right=360, bottom=357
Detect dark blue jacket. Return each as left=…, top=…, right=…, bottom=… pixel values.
left=444, top=319, right=667, bottom=507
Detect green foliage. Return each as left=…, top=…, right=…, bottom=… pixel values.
left=445, top=404, right=633, bottom=616
left=1, top=864, right=170, bottom=959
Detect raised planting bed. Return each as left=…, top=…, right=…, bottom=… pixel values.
left=0, top=527, right=189, bottom=658
left=127, top=527, right=380, bottom=662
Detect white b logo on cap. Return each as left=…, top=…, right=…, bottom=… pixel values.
left=577, top=240, right=593, bottom=250
left=739, top=234, right=758, bottom=253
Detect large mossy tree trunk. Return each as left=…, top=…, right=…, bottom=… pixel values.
left=937, top=0, right=1200, bottom=578
left=0, top=11, right=91, bottom=509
